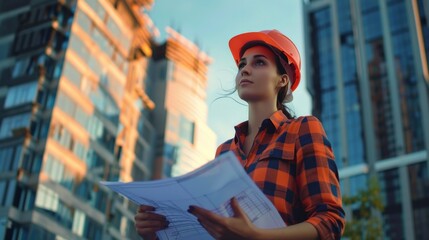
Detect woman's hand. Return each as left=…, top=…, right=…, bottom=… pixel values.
left=187, top=197, right=258, bottom=240
left=134, top=205, right=169, bottom=240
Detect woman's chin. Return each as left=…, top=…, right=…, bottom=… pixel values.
left=237, top=93, right=262, bottom=103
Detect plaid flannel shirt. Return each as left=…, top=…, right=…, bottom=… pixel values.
left=215, top=111, right=345, bottom=240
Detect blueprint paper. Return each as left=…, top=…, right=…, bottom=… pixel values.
left=100, top=151, right=286, bottom=240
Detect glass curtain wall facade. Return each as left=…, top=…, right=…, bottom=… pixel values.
left=304, top=0, right=429, bottom=239
left=0, top=0, right=156, bottom=239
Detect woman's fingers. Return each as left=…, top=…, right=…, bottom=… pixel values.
left=135, top=219, right=169, bottom=229
left=134, top=212, right=169, bottom=228
left=230, top=197, right=246, bottom=218
left=138, top=205, right=156, bottom=212
left=135, top=205, right=169, bottom=239
left=189, top=205, right=225, bottom=226
left=135, top=212, right=166, bottom=221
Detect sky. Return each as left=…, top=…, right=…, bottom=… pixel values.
left=147, top=0, right=311, bottom=145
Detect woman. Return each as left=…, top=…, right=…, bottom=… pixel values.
left=135, top=30, right=345, bottom=240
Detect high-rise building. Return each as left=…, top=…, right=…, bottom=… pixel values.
left=304, top=0, right=429, bottom=239
left=0, top=0, right=156, bottom=239
left=148, top=27, right=217, bottom=178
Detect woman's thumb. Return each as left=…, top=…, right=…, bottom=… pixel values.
left=231, top=197, right=246, bottom=218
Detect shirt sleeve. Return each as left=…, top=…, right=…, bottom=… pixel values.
left=215, top=144, right=223, bottom=157
left=294, top=116, right=345, bottom=240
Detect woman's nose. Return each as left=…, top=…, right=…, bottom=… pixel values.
left=241, top=66, right=250, bottom=76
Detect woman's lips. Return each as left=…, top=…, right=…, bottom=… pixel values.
left=239, top=79, right=254, bottom=85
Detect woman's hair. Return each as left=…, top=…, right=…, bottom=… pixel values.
left=239, top=41, right=295, bottom=119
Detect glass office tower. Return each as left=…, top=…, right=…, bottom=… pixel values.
left=147, top=27, right=217, bottom=178
left=0, top=0, right=156, bottom=239
left=304, top=0, right=429, bottom=239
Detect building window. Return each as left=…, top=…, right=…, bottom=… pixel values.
left=0, top=113, right=32, bottom=139
left=13, top=184, right=34, bottom=211
left=106, top=16, right=131, bottom=50
left=378, top=168, right=403, bottom=238
left=13, top=27, right=52, bottom=54
left=62, top=62, right=82, bottom=86
left=0, top=41, right=11, bottom=59
left=43, top=155, right=65, bottom=183
left=72, top=210, right=86, bottom=236
left=91, top=28, right=114, bottom=57
left=87, top=53, right=102, bottom=75
left=4, top=82, right=38, bottom=108
left=11, top=54, right=47, bottom=79
left=51, top=31, right=68, bottom=52
left=35, top=185, right=59, bottom=213
left=43, top=155, right=74, bottom=190
left=180, top=116, right=195, bottom=144
left=84, top=217, right=103, bottom=240
left=0, top=180, right=16, bottom=206
left=0, top=147, right=14, bottom=172
left=50, top=122, right=89, bottom=161
left=0, top=182, right=7, bottom=205
left=409, top=162, right=429, bottom=238
left=68, top=34, right=89, bottom=60
left=55, top=91, right=77, bottom=116
left=12, top=58, right=31, bottom=78
left=86, top=0, right=106, bottom=21
left=34, top=184, right=73, bottom=229
left=76, top=10, right=92, bottom=34
left=55, top=91, right=116, bottom=150
left=89, top=82, right=120, bottom=118
left=167, top=113, right=180, bottom=134
left=0, top=217, right=5, bottom=239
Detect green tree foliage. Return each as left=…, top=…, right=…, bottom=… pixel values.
left=343, top=177, right=384, bottom=240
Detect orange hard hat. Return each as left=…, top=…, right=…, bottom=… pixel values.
left=229, top=30, right=301, bottom=91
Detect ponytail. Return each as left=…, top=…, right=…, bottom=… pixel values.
left=276, top=87, right=295, bottom=119
left=275, top=54, right=295, bottom=119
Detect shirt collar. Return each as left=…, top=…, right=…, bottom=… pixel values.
left=233, top=121, right=248, bottom=145
left=268, top=110, right=287, bottom=131
left=233, top=110, right=288, bottom=139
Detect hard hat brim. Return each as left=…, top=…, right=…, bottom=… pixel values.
left=229, top=32, right=281, bottom=64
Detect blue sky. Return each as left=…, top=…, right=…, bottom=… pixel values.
left=147, top=0, right=311, bottom=145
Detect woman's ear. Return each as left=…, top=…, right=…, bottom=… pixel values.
left=278, top=74, right=289, bottom=88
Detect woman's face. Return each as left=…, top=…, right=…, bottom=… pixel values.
left=235, top=45, right=284, bottom=103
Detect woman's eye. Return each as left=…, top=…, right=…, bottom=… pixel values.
left=255, top=60, right=265, bottom=66
left=238, top=62, right=246, bottom=69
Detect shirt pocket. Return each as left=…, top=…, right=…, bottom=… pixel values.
left=248, top=148, right=297, bottom=206
left=247, top=143, right=297, bottom=189
left=256, top=142, right=296, bottom=163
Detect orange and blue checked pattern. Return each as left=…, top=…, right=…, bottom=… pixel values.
left=215, top=111, right=345, bottom=240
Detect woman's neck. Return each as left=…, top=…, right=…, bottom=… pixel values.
left=247, top=101, right=277, bottom=136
